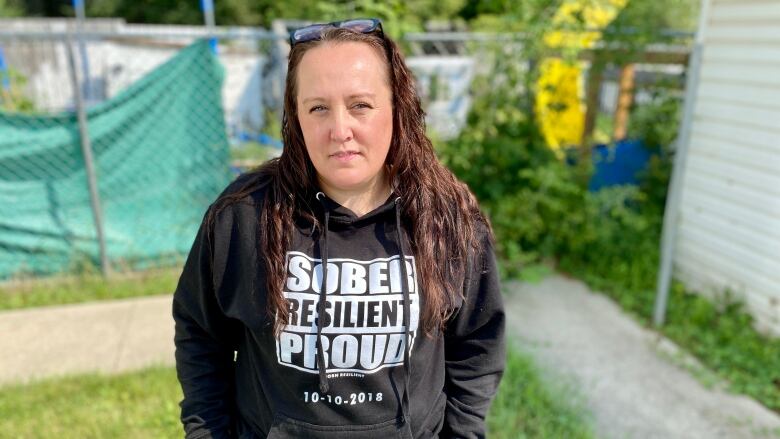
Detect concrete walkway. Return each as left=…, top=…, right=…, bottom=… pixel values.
left=1, top=276, right=779, bottom=438
left=505, top=274, right=780, bottom=439
left=0, top=295, right=174, bottom=385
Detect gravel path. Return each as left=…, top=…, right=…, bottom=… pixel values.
left=504, top=274, right=780, bottom=439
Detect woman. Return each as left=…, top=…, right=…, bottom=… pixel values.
left=173, top=18, right=505, bottom=438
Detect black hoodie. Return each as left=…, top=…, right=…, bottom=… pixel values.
left=173, top=173, right=506, bottom=438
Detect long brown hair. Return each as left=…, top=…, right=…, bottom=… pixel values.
left=210, top=27, right=492, bottom=337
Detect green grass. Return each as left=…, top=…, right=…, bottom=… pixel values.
left=488, top=348, right=595, bottom=438
left=662, top=282, right=780, bottom=414
left=0, top=346, right=594, bottom=439
left=0, top=267, right=182, bottom=310
left=567, top=268, right=780, bottom=415
left=0, top=365, right=182, bottom=438
left=230, top=141, right=280, bottom=163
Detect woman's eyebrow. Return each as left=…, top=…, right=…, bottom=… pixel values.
left=302, top=96, right=325, bottom=105
left=347, top=93, right=376, bottom=100
left=301, top=93, right=376, bottom=105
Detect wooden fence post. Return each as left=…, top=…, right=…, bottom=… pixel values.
left=613, top=63, right=636, bottom=140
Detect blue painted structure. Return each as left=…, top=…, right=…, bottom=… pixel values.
left=588, top=139, right=657, bottom=191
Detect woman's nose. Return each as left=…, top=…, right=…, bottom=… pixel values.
left=329, top=108, right=353, bottom=143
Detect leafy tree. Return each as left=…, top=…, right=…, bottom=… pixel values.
left=10, top=0, right=68, bottom=17
left=25, top=0, right=467, bottom=32
left=463, top=0, right=565, bottom=33
left=0, top=0, right=23, bottom=17
left=609, top=0, right=699, bottom=33
left=83, top=0, right=260, bottom=25
left=601, top=0, right=699, bottom=50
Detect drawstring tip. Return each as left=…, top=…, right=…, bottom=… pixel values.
left=318, top=365, right=330, bottom=393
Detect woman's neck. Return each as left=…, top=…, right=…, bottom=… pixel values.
left=318, top=172, right=392, bottom=217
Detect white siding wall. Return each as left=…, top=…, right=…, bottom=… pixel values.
left=676, top=0, right=780, bottom=335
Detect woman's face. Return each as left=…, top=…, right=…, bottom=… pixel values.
left=296, top=41, right=393, bottom=195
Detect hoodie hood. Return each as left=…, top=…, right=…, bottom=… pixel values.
left=311, top=190, right=398, bottom=226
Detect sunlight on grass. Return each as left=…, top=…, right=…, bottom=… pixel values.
left=0, top=366, right=182, bottom=438
left=0, top=267, right=182, bottom=310
left=0, top=346, right=594, bottom=438
left=488, top=348, right=595, bottom=439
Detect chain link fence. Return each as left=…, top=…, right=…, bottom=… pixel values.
left=0, top=19, right=286, bottom=279
left=0, top=18, right=692, bottom=281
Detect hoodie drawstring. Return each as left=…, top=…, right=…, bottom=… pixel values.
left=315, top=192, right=330, bottom=394
left=313, top=192, right=412, bottom=429
left=394, top=196, right=412, bottom=428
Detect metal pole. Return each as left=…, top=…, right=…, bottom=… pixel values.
left=200, top=0, right=217, bottom=53
left=73, top=0, right=93, bottom=104
left=65, top=35, right=111, bottom=277
left=653, top=0, right=710, bottom=327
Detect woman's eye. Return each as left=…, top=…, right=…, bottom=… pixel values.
left=353, top=102, right=372, bottom=110
left=309, top=105, right=326, bottom=113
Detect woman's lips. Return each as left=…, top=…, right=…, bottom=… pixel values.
left=330, top=151, right=360, bottom=162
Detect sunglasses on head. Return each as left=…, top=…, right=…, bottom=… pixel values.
left=289, top=18, right=384, bottom=47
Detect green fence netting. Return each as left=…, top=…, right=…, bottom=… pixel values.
left=0, top=39, right=233, bottom=279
